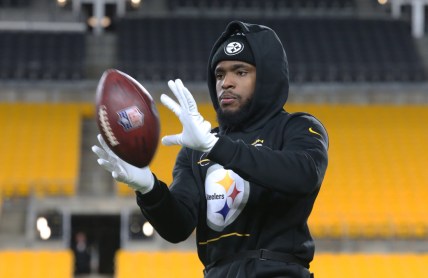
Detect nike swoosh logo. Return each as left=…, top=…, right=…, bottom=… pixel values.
left=309, top=127, right=322, bottom=137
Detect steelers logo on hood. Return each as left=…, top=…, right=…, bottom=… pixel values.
left=224, top=41, right=244, bottom=55
left=210, top=32, right=255, bottom=70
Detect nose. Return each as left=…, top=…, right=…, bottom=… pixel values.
left=221, top=73, right=234, bottom=89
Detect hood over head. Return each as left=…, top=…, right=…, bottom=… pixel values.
left=207, top=21, right=289, bottom=132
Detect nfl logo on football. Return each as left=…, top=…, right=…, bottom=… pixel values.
left=117, top=106, right=144, bottom=131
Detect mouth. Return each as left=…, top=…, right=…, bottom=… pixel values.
left=219, top=93, right=237, bottom=106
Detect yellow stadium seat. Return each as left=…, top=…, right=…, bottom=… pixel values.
left=293, top=105, right=428, bottom=239
left=311, top=253, right=428, bottom=278
left=0, top=250, right=73, bottom=278
left=115, top=251, right=428, bottom=278
left=0, top=103, right=83, bottom=197
left=115, top=251, right=203, bottom=278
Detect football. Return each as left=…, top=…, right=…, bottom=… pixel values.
left=95, top=69, right=160, bottom=167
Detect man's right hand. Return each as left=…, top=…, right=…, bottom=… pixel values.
left=92, top=134, right=155, bottom=194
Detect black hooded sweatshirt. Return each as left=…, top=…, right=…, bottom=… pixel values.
left=136, top=21, right=329, bottom=277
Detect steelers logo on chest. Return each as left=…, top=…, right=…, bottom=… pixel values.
left=205, top=164, right=250, bottom=232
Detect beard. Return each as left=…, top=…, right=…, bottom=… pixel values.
left=216, top=97, right=253, bottom=130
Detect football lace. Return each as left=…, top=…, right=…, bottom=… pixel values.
left=99, top=105, right=120, bottom=146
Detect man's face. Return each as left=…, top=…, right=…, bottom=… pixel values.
left=214, top=60, right=256, bottom=113
left=214, top=60, right=257, bottom=129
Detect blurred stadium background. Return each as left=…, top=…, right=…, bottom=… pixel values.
left=0, top=0, right=428, bottom=277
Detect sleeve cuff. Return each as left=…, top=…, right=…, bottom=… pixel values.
left=135, top=175, right=169, bottom=207
left=207, top=135, right=235, bottom=166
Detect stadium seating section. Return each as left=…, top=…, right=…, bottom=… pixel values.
left=0, top=250, right=73, bottom=278
left=0, top=31, right=85, bottom=80
left=291, top=104, right=428, bottom=239
left=0, top=16, right=424, bottom=83
left=1, top=249, right=427, bottom=277
left=0, top=103, right=87, bottom=197
left=116, top=17, right=426, bottom=83
left=0, top=0, right=30, bottom=8
left=1, top=102, right=426, bottom=238
left=116, top=251, right=428, bottom=278
left=166, top=0, right=357, bottom=12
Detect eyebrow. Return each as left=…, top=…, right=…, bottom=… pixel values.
left=215, top=63, right=251, bottom=74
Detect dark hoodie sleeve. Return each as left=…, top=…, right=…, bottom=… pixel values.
left=207, top=115, right=328, bottom=195
left=135, top=148, right=200, bottom=243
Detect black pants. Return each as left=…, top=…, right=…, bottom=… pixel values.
left=204, top=250, right=314, bottom=278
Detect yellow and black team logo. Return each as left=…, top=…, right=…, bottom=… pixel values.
left=205, top=164, right=250, bottom=232
left=251, top=139, right=264, bottom=147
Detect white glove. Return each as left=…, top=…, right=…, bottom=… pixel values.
left=91, top=134, right=154, bottom=194
left=160, top=79, right=218, bottom=153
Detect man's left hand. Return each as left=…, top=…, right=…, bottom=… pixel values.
left=160, top=79, right=218, bottom=153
